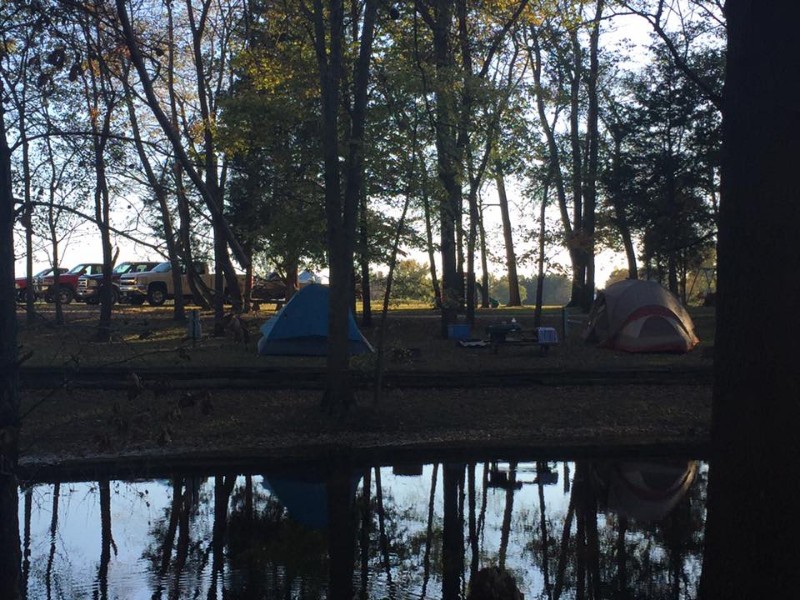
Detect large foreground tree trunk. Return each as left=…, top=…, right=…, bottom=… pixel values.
left=699, top=3, right=800, bottom=597
left=0, top=90, right=22, bottom=600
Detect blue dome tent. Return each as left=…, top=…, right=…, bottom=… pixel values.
left=257, top=283, right=373, bottom=356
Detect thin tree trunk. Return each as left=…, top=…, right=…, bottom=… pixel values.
left=537, top=462, right=553, bottom=600
left=97, top=478, right=112, bottom=600
left=534, top=181, right=549, bottom=328
left=421, top=169, right=441, bottom=305
left=478, top=210, right=490, bottom=308
left=46, top=483, right=60, bottom=600
left=359, top=187, right=372, bottom=328
left=498, top=462, right=517, bottom=569
left=609, top=131, right=638, bottom=280
left=421, top=463, right=439, bottom=600
left=374, top=468, right=394, bottom=589
left=359, top=468, right=371, bottom=598
left=496, top=166, right=521, bottom=305
left=467, top=463, right=479, bottom=582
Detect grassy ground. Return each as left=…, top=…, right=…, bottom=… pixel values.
left=15, top=301, right=716, bottom=373
left=15, top=301, right=714, bottom=476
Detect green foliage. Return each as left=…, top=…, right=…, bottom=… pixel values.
left=219, top=3, right=327, bottom=272
left=372, top=259, right=433, bottom=304
left=490, top=274, right=571, bottom=306
left=603, top=268, right=630, bottom=289
left=600, top=42, right=721, bottom=289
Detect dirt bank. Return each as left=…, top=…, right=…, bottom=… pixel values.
left=18, top=382, right=711, bottom=480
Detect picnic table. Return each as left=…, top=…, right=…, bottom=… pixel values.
left=485, top=322, right=559, bottom=355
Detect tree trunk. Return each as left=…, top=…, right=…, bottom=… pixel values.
left=0, top=93, right=22, bottom=599
left=478, top=211, right=490, bottom=308
left=442, top=463, right=464, bottom=599
left=432, top=0, right=462, bottom=336
left=495, top=166, right=521, bottom=306
left=582, top=0, right=604, bottom=310
left=19, top=106, right=36, bottom=323
left=421, top=169, right=441, bottom=305
left=327, top=459, right=356, bottom=600
left=97, top=479, right=112, bottom=598
left=568, top=27, right=586, bottom=308
left=359, top=187, right=372, bottom=328
left=534, top=184, right=548, bottom=328
left=314, top=0, right=377, bottom=413
left=609, top=131, right=638, bottom=280
left=699, top=3, right=800, bottom=597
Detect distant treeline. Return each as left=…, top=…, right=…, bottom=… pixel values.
left=488, top=275, right=572, bottom=307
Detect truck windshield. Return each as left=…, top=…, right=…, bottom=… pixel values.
left=113, top=263, right=134, bottom=274
left=152, top=262, right=172, bottom=273
left=67, top=264, right=89, bottom=274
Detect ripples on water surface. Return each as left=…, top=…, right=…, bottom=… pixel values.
left=19, top=458, right=706, bottom=599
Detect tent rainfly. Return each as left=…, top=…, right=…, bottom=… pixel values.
left=583, top=279, right=699, bottom=353
left=257, top=283, right=373, bottom=356
left=592, top=460, right=699, bottom=521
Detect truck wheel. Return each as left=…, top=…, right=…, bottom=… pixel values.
left=56, top=286, right=74, bottom=305
left=110, top=287, right=120, bottom=305
left=147, top=286, right=167, bottom=306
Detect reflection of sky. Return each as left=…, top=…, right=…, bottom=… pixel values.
left=22, top=481, right=174, bottom=599
left=18, top=461, right=704, bottom=599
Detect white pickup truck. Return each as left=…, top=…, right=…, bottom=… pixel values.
left=119, top=261, right=246, bottom=306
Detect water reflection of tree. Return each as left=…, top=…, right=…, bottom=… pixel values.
left=518, top=461, right=706, bottom=600
left=44, top=482, right=61, bottom=600
left=20, top=485, right=32, bottom=594
left=142, top=476, right=216, bottom=600
left=96, top=478, right=115, bottom=600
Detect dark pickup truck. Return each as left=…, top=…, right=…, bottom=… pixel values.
left=76, top=261, right=161, bottom=304
left=34, top=263, right=104, bottom=304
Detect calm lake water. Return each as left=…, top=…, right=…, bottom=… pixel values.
left=17, top=457, right=705, bottom=599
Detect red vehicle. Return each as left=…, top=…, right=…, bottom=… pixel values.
left=76, top=261, right=160, bottom=304
left=34, top=263, right=104, bottom=304
left=15, top=267, right=68, bottom=302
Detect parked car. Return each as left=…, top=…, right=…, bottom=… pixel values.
left=119, top=261, right=249, bottom=306
left=252, top=270, right=322, bottom=303
left=76, top=261, right=161, bottom=305
left=252, top=272, right=288, bottom=302
left=34, top=263, right=104, bottom=304
left=14, top=267, right=68, bottom=302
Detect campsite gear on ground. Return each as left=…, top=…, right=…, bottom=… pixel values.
left=486, top=321, right=522, bottom=343
left=582, top=279, right=699, bottom=353
left=447, top=323, right=471, bottom=340
left=188, top=309, right=201, bottom=344
left=257, top=283, right=373, bottom=356
left=536, top=327, right=559, bottom=348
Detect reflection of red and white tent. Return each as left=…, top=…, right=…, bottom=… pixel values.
left=583, top=280, right=699, bottom=353
left=593, top=460, right=699, bottom=521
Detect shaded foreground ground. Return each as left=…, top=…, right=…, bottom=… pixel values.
left=18, top=383, right=711, bottom=479
left=16, top=304, right=714, bottom=478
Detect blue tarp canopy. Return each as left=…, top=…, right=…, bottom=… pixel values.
left=257, top=283, right=373, bottom=356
